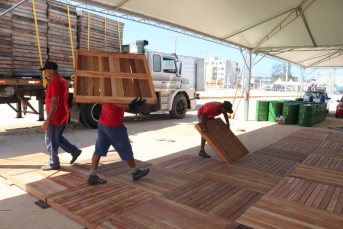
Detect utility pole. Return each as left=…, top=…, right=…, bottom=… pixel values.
left=201, top=51, right=212, bottom=87
left=168, top=35, right=184, bottom=53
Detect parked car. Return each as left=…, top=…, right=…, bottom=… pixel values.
left=301, top=91, right=331, bottom=113
left=336, top=97, right=343, bottom=118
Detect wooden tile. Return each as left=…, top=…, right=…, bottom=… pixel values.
left=205, top=164, right=284, bottom=193
left=330, top=132, right=343, bottom=138
left=47, top=178, right=158, bottom=228
left=155, top=155, right=226, bottom=177
left=268, top=176, right=343, bottom=214
left=74, top=153, right=152, bottom=177
left=195, top=118, right=249, bottom=163
left=73, top=50, right=157, bottom=105
left=280, top=135, right=323, bottom=146
left=163, top=178, right=264, bottom=221
left=291, top=130, right=329, bottom=140
left=289, top=164, right=343, bottom=188
left=297, top=128, right=332, bottom=135
left=97, top=197, right=231, bottom=229
left=113, top=165, right=200, bottom=195
left=319, top=139, right=343, bottom=150
left=225, top=221, right=253, bottom=229
left=302, top=154, right=343, bottom=171
left=233, top=153, right=299, bottom=176
left=254, top=147, right=309, bottom=162
left=268, top=140, right=316, bottom=154
left=236, top=195, right=343, bottom=229
left=311, top=147, right=343, bottom=159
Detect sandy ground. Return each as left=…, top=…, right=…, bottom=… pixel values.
left=1, top=93, right=342, bottom=229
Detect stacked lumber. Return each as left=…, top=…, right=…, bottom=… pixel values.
left=0, top=0, right=13, bottom=76
left=77, top=11, right=124, bottom=52
left=11, top=0, right=48, bottom=77
left=47, top=0, right=77, bottom=77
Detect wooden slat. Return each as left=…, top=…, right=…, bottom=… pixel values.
left=289, top=164, right=343, bottom=188
left=236, top=195, right=343, bottom=229
left=195, top=118, right=249, bottom=163
left=155, top=155, right=226, bottom=177
left=205, top=164, right=284, bottom=193
left=113, top=165, right=200, bottom=196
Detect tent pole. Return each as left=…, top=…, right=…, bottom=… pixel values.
left=244, top=50, right=252, bottom=121
left=300, top=67, right=305, bottom=97
left=285, top=62, right=289, bottom=93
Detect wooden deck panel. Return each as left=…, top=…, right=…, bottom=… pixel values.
left=254, top=147, right=309, bottom=162
left=113, top=165, right=201, bottom=195
left=289, top=164, right=343, bottom=188
left=224, top=222, right=253, bottom=229
left=236, top=195, right=343, bottom=229
left=280, top=135, right=323, bottom=146
left=302, top=154, right=343, bottom=171
left=195, top=118, right=249, bottom=163
left=291, top=130, right=329, bottom=140
left=330, top=132, right=343, bottom=138
left=233, top=153, right=299, bottom=176
left=268, top=140, right=316, bottom=154
left=205, top=164, right=284, bottom=193
left=268, top=176, right=343, bottom=214
left=311, top=147, right=343, bottom=159
left=74, top=153, right=152, bottom=177
left=97, top=197, right=231, bottom=229
left=319, top=139, right=343, bottom=150
left=155, top=155, right=226, bottom=177
left=297, top=128, right=333, bottom=135
left=163, top=178, right=263, bottom=221
left=47, top=178, right=158, bottom=228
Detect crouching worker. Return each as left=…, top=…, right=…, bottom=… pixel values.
left=198, top=101, right=233, bottom=158
left=87, top=97, right=150, bottom=185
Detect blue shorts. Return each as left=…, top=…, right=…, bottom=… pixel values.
left=93, top=123, right=134, bottom=161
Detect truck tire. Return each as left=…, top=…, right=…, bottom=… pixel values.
left=169, top=94, right=187, bottom=119
left=81, top=103, right=102, bottom=128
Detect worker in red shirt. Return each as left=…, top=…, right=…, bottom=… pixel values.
left=40, top=62, right=82, bottom=171
left=87, top=98, right=150, bottom=185
left=197, top=101, right=233, bottom=158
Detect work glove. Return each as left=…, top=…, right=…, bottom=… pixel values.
left=129, top=97, right=146, bottom=109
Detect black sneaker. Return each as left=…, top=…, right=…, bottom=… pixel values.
left=70, top=150, right=82, bottom=164
left=199, top=150, right=211, bottom=158
left=87, top=175, right=107, bottom=185
left=132, top=168, right=150, bottom=181
left=41, top=164, right=60, bottom=171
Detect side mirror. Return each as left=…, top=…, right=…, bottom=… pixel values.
left=176, top=61, right=182, bottom=77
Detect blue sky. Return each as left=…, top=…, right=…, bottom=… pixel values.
left=74, top=4, right=340, bottom=81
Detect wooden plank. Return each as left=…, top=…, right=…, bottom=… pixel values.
left=195, top=118, right=249, bottom=163
left=205, top=164, right=284, bottom=193
left=289, top=164, right=343, bottom=188
left=73, top=50, right=157, bottom=104
left=236, top=195, right=343, bottom=229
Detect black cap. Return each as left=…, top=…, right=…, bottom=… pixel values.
left=221, top=101, right=233, bottom=114
left=39, top=61, right=58, bottom=71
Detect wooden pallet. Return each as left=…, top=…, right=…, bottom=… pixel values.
left=195, top=118, right=249, bottom=163
left=268, top=176, right=343, bottom=213
left=233, top=153, right=299, bottom=176
left=73, top=49, right=157, bottom=105
left=268, top=140, right=316, bottom=154
left=205, top=164, right=284, bottom=193
left=97, top=197, right=231, bottom=229
left=163, top=178, right=263, bottom=221
left=254, top=147, right=309, bottom=162
left=114, top=165, right=200, bottom=196
left=155, top=155, right=226, bottom=177
left=236, top=195, right=343, bottom=229
left=74, top=153, right=152, bottom=177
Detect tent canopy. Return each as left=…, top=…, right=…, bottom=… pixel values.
left=73, top=0, right=343, bottom=68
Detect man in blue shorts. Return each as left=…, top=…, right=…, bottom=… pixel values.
left=87, top=98, right=150, bottom=185
left=197, top=101, right=233, bottom=158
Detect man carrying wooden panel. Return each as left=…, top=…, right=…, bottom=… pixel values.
left=87, top=98, right=150, bottom=185
left=40, top=62, right=82, bottom=171
left=198, top=101, right=233, bottom=158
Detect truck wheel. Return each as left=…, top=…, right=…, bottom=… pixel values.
left=81, top=103, right=102, bottom=128
left=169, top=94, right=187, bottom=119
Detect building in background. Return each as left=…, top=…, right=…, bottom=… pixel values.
left=205, top=57, right=240, bottom=86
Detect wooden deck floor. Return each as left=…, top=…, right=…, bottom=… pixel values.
left=1, top=128, right=343, bottom=228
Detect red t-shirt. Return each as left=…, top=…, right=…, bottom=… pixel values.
left=99, top=104, right=125, bottom=127
left=46, top=75, right=69, bottom=125
left=197, top=102, right=222, bottom=118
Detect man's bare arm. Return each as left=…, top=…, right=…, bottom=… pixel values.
left=42, top=97, right=59, bottom=131
left=223, top=113, right=230, bottom=129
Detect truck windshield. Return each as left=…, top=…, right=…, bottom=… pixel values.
left=304, top=91, right=324, bottom=99
left=163, top=57, right=177, bottom=73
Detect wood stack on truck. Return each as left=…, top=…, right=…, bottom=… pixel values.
left=0, top=0, right=205, bottom=128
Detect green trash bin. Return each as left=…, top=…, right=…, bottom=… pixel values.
left=268, top=101, right=283, bottom=122
left=282, top=103, right=299, bottom=124
left=256, top=101, right=269, bottom=121
left=298, top=105, right=314, bottom=127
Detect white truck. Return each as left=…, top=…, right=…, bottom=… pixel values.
left=73, top=40, right=205, bottom=128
